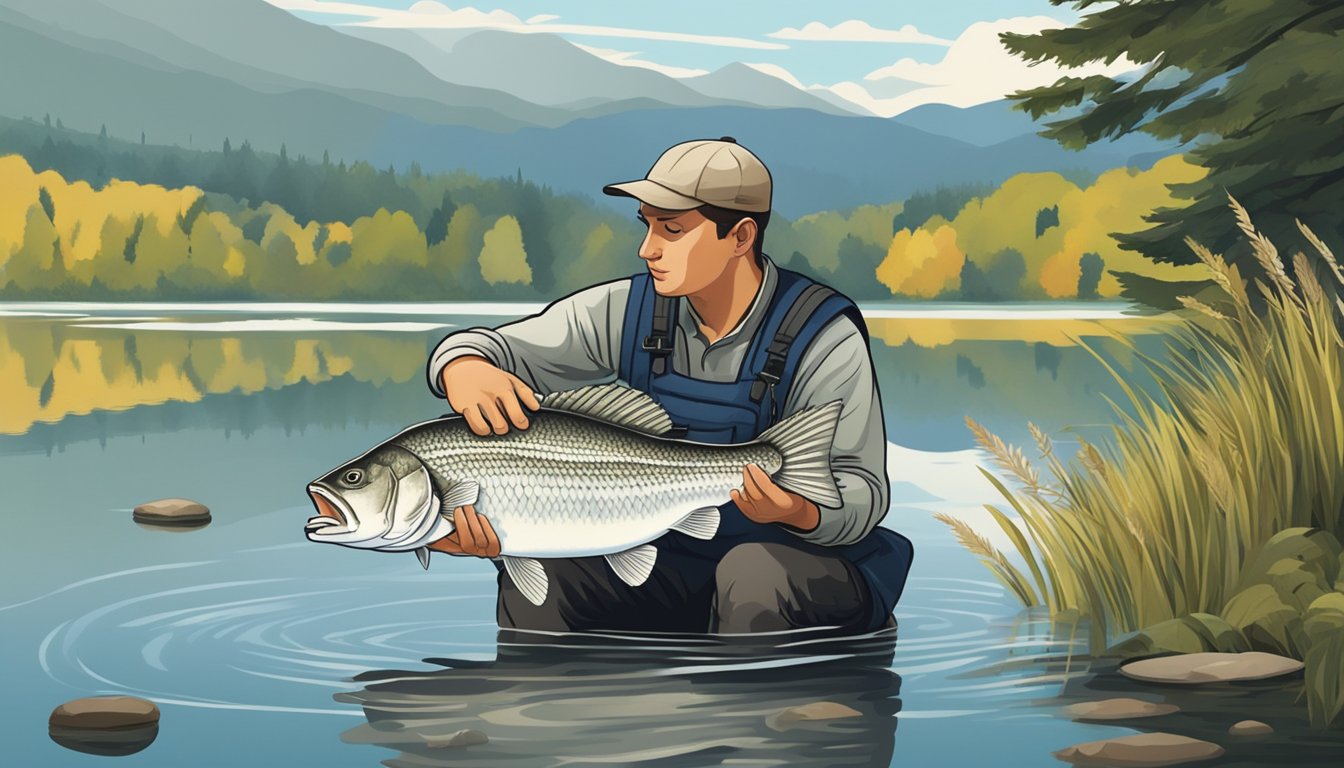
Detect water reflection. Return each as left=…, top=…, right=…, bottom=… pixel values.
left=338, top=629, right=902, bottom=767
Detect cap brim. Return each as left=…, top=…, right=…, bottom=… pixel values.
left=602, top=180, right=703, bottom=211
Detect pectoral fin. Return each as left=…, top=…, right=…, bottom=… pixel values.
left=503, top=556, right=549, bottom=606
left=416, top=547, right=431, bottom=570
left=669, top=506, right=719, bottom=540
left=438, top=480, right=480, bottom=516
left=605, top=545, right=658, bottom=587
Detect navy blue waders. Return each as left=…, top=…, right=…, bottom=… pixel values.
left=618, top=262, right=914, bottom=632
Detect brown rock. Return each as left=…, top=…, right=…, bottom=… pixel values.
left=49, top=696, right=160, bottom=730
left=133, top=498, right=211, bottom=526
left=1064, top=697, right=1180, bottom=720
left=766, top=701, right=862, bottom=731
left=1054, top=732, right=1224, bottom=766
left=1120, top=651, right=1303, bottom=684
left=425, top=729, right=488, bottom=748
left=1228, top=719, right=1273, bottom=737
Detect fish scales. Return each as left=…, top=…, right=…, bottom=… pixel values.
left=395, top=410, right=780, bottom=556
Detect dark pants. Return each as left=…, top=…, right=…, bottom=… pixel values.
left=497, top=541, right=883, bottom=635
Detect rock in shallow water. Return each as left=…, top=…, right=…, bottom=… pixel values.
left=1120, top=651, right=1303, bottom=684
left=133, top=498, right=211, bottom=527
left=50, top=695, right=160, bottom=729
left=49, top=696, right=160, bottom=756
left=1064, top=697, right=1180, bottom=720
left=425, top=729, right=488, bottom=748
left=766, top=701, right=862, bottom=731
left=1228, top=719, right=1273, bottom=737
left=1054, top=732, right=1224, bottom=766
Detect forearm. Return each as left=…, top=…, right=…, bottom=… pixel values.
left=427, top=280, right=629, bottom=397
left=778, top=318, right=890, bottom=547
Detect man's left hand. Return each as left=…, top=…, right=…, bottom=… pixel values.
left=731, top=463, right=820, bottom=533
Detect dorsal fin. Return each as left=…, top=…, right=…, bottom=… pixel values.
left=540, top=383, right=674, bottom=435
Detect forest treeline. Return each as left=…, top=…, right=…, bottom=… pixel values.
left=0, top=117, right=1204, bottom=302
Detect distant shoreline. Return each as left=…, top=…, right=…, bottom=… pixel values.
left=0, top=300, right=1160, bottom=321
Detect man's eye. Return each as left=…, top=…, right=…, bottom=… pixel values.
left=666, top=226, right=682, bottom=234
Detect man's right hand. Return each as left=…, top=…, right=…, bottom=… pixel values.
left=441, top=355, right=542, bottom=436
left=427, top=505, right=501, bottom=558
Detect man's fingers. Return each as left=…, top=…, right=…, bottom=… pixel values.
left=747, top=463, right=790, bottom=506
left=499, top=392, right=531, bottom=431
left=479, top=401, right=510, bottom=435
left=429, top=533, right=465, bottom=555
left=730, top=487, right=757, bottom=518
left=478, top=514, right=502, bottom=558
left=512, top=378, right=542, bottom=412
left=462, top=505, right=488, bottom=553
left=741, top=464, right=768, bottom=502
left=453, top=506, right=478, bottom=551
left=462, top=406, right=492, bottom=437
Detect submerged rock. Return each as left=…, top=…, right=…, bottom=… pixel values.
left=425, top=729, right=488, bottom=748
left=1054, top=732, right=1224, bottom=766
left=1063, top=697, right=1180, bottom=720
left=133, top=498, right=211, bottom=527
left=50, top=696, right=159, bottom=729
left=766, top=701, right=862, bottom=730
left=1228, top=719, right=1273, bottom=737
left=49, top=696, right=160, bottom=756
left=1120, top=651, right=1303, bottom=684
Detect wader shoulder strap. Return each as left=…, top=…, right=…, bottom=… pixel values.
left=643, top=292, right=677, bottom=376
left=749, top=282, right=838, bottom=404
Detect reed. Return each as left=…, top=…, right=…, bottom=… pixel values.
left=941, top=195, right=1344, bottom=724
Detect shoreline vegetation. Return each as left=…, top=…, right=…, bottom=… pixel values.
left=0, top=115, right=1210, bottom=305
left=942, top=198, right=1344, bottom=727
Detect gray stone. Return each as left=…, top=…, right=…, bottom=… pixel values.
left=49, top=696, right=159, bottom=730
left=1064, top=697, right=1180, bottom=720
left=133, top=498, right=211, bottom=526
left=1054, top=732, right=1225, bottom=766
left=1120, top=651, right=1303, bottom=684
left=425, top=729, right=488, bottom=748
left=1228, top=719, right=1273, bottom=737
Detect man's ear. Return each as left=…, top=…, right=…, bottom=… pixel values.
left=730, top=218, right=757, bottom=258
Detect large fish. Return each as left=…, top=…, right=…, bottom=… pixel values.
left=304, top=382, right=843, bottom=606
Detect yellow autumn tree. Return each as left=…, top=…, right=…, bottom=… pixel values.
left=479, top=214, right=531, bottom=285
left=877, top=225, right=964, bottom=297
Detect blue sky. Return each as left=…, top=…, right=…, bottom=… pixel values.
left=271, top=1, right=1127, bottom=116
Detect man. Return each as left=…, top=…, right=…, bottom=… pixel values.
left=425, top=137, right=912, bottom=634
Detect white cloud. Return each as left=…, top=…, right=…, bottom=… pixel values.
left=824, top=16, right=1140, bottom=117
left=267, top=0, right=786, bottom=49
left=767, top=19, right=952, bottom=45
left=572, top=43, right=709, bottom=78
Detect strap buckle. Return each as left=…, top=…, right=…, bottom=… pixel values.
left=642, top=335, right=673, bottom=355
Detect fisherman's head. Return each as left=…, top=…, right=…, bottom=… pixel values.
left=603, top=137, right=772, bottom=296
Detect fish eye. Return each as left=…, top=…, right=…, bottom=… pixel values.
left=342, top=469, right=364, bottom=485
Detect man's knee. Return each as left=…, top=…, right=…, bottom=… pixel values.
left=714, top=542, right=867, bottom=634
left=715, top=543, right=793, bottom=632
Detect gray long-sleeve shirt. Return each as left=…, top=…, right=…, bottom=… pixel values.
left=425, top=255, right=890, bottom=546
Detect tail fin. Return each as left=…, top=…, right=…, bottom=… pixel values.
left=756, top=400, right=843, bottom=508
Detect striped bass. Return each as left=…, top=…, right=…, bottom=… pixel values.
left=304, top=382, right=842, bottom=606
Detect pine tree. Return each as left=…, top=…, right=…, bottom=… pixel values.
left=1001, top=0, right=1344, bottom=295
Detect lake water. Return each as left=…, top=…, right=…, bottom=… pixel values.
left=0, top=301, right=1202, bottom=766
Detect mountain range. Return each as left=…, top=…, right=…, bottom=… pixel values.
left=0, top=0, right=1182, bottom=216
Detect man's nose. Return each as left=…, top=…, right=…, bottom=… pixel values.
left=638, top=231, right=660, bottom=261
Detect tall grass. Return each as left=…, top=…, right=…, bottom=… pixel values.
left=944, top=195, right=1344, bottom=654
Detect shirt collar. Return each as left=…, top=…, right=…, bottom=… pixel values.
left=681, top=255, right=776, bottom=348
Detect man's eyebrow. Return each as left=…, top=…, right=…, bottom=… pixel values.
left=638, top=208, right=683, bottom=222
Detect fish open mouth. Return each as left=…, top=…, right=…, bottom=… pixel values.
left=306, top=484, right=350, bottom=535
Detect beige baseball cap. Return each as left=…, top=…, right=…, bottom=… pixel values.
left=603, top=137, right=772, bottom=213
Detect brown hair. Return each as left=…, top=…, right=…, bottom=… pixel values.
left=697, top=204, right=770, bottom=262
